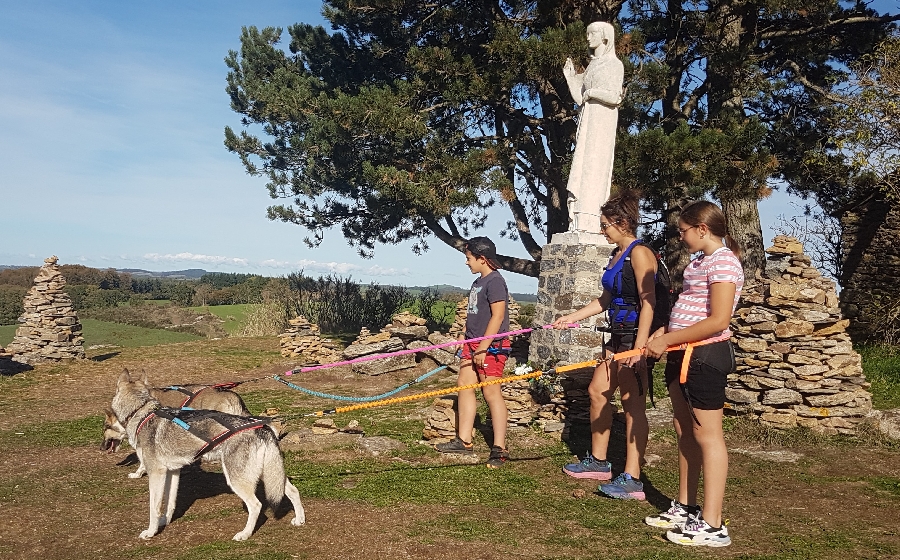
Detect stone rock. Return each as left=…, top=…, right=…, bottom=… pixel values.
left=766, top=236, right=804, bottom=255
left=738, top=338, right=768, bottom=353
left=805, top=391, right=862, bottom=408
left=351, top=352, right=416, bottom=376
left=813, top=320, right=850, bottom=336
left=726, top=387, right=760, bottom=403
left=385, top=325, right=430, bottom=343
left=342, top=337, right=405, bottom=359
left=406, top=340, right=459, bottom=372
left=762, top=388, right=803, bottom=405
left=775, top=320, right=815, bottom=338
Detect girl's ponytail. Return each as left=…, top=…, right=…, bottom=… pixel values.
left=723, top=234, right=742, bottom=259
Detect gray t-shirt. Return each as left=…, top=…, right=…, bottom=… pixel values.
left=465, top=271, right=510, bottom=341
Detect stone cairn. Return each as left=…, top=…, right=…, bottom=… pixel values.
left=7, top=256, right=85, bottom=364
left=342, top=311, right=458, bottom=376
left=727, top=236, right=872, bottom=435
left=279, top=316, right=340, bottom=364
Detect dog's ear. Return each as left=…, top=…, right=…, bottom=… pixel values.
left=103, top=408, right=116, bottom=424
left=139, top=369, right=149, bottom=387
left=118, top=369, right=132, bottom=385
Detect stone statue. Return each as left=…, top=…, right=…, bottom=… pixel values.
left=563, top=21, right=624, bottom=234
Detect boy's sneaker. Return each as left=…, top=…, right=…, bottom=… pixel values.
left=434, top=437, right=474, bottom=455
left=666, top=511, right=731, bottom=547
left=562, top=454, right=612, bottom=480
left=485, top=446, right=509, bottom=468
left=598, top=472, right=645, bottom=500
left=644, top=500, right=692, bottom=529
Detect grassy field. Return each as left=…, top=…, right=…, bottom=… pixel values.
left=858, top=345, right=900, bottom=409
left=0, top=319, right=200, bottom=348
left=189, top=304, right=254, bottom=336
left=0, top=334, right=897, bottom=560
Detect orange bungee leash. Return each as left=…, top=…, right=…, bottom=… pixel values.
left=303, top=339, right=720, bottom=418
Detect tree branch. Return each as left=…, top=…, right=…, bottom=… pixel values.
left=421, top=214, right=539, bottom=277
left=505, top=196, right=543, bottom=259
left=780, top=60, right=845, bottom=102
left=761, top=14, right=900, bottom=40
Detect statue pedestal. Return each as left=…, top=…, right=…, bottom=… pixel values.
left=528, top=234, right=614, bottom=368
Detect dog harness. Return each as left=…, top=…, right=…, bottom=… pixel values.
left=134, top=406, right=270, bottom=460
left=162, top=382, right=242, bottom=408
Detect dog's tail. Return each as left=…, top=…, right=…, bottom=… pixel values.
left=261, top=439, right=288, bottom=507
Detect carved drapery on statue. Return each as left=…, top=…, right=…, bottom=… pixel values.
left=563, top=21, right=623, bottom=235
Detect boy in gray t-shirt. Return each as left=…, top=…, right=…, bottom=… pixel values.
left=435, top=237, right=511, bottom=468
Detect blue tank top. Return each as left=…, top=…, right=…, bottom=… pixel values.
left=601, top=240, right=642, bottom=326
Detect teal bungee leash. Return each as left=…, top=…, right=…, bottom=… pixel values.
left=270, top=364, right=448, bottom=402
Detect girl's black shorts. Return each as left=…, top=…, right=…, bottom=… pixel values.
left=664, top=340, right=735, bottom=410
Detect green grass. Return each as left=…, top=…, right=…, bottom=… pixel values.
left=81, top=318, right=201, bottom=348
left=285, top=456, right=539, bottom=506
left=189, top=304, right=254, bottom=336
left=0, top=324, right=14, bottom=346
left=0, top=415, right=103, bottom=449
left=1, top=319, right=201, bottom=349
left=859, top=344, right=900, bottom=409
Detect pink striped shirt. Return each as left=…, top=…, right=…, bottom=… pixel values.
left=668, top=247, right=744, bottom=343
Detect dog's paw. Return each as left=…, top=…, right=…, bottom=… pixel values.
left=291, top=514, right=305, bottom=526
left=232, top=530, right=252, bottom=541
left=127, top=472, right=143, bottom=479
left=139, top=529, right=157, bottom=540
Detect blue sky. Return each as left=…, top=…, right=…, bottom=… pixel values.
left=0, top=2, right=894, bottom=293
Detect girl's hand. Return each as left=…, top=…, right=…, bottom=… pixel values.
left=644, top=334, right=669, bottom=359
left=624, top=353, right=644, bottom=368
left=552, top=315, right=574, bottom=329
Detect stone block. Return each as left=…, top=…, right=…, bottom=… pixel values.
left=762, top=388, right=803, bottom=405
left=351, top=353, right=416, bottom=376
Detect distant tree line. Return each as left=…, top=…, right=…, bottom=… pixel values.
left=0, top=266, right=474, bottom=333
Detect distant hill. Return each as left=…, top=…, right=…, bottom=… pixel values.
left=117, top=268, right=207, bottom=279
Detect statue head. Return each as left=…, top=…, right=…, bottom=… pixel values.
left=586, top=22, right=616, bottom=57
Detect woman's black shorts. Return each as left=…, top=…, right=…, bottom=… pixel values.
left=664, top=340, right=735, bottom=410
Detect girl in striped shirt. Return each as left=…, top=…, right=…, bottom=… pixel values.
left=643, top=201, right=744, bottom=548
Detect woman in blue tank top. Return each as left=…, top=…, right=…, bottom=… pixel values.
left=552, top=191, right=658, bottom=500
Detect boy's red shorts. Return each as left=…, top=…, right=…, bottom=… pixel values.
left=460, top=339, right=511, bottom=377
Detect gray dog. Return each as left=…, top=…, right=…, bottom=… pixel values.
left=107, top=369, right=305, bottom=540
left=103, top=370, right=252, bottom=478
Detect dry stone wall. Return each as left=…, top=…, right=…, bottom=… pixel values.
left=7, top=256, right=85, bottom=364
left=279, top=316, right=341, bottom=364
left=839, top=192, right=900, bottom=341
left=728, top=236, right=872, bottom=434
left=340, top=311, right=459, bottom=376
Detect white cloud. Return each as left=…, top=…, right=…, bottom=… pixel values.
left=142, top=253, right=251, bottom=267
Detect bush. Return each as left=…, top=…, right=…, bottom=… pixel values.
left=0, top=285, right=27, bottom=325
left=240, top=302, right=289, bottom=337
left=285, top=273, right=414, bottom=333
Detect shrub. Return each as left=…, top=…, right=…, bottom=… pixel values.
left=240, top=302, right=289, bottom=337
left=285, top=273, right=414, bottom=333
left=0, top=285, right=27, bottom=325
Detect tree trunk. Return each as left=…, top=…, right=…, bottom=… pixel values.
left=663, top=197, right=694, bottom=292
left=720, top=194, right=765, bottom=281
